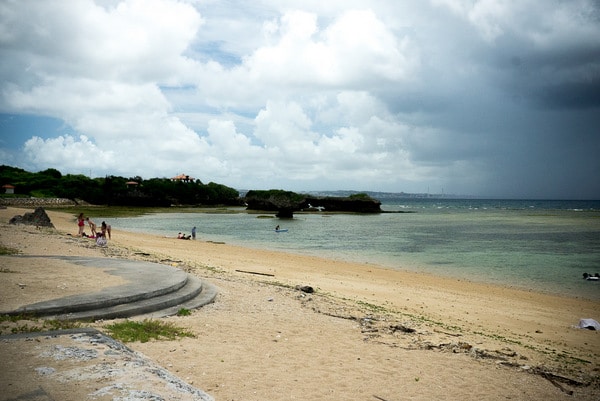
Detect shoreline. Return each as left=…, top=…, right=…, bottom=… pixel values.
left=1, top=206, right=599, bottom=400
left=93, top=207, right=600, bottom=302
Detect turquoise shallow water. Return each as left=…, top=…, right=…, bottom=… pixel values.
left=101, top=199, right=600, bottom=301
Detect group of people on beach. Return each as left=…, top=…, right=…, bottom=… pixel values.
left=77, top=213, right=111, bottom=245
left=177, top=226, right=196, bottom=240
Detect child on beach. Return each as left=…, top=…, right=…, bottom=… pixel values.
left=101, top=221, right=111, bottom=239
left=86, top=217, right=97, bottom=236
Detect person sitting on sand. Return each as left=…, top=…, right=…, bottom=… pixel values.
left=96, top=231, right=107, bottom=246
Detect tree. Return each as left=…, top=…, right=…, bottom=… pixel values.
left=0, top=165, right=242, bottom=206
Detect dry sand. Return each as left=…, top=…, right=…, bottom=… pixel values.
left=0, top=206, right=598, bottom=400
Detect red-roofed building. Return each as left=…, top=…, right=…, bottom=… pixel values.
left=171, top=174, right=194, bottom=182
left=2, top=184, right=15, bottom=194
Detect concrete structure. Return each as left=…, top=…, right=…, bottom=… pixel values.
left=0, top=255, right=218, bottom=400
left=1, top=255, right=217, bottom=320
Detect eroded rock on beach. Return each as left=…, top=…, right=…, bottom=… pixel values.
left=9, top=207, right=54, bottom=228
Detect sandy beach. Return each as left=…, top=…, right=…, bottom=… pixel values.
left=0, top=206, right=598, bottom=400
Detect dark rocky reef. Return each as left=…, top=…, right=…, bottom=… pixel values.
left=9, top=207, right=55, bottom=228
left=244, top=190, right=381, bottom=218
left=303, top=196, right=382, bottom=213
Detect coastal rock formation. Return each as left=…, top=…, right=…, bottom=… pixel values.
left=303, top=196, right=382, bottom=213
left=244, top=190, right=382, bottom=217
left=9, top=207, right=54, bottom=228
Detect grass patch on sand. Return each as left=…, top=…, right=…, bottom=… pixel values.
left=0, top=314, right=81, bottom=335
left=104, top=319, right=195, bottom=343
left=356, top=300, right=389, bottom=314
left=0, top=244, right=20, bottom=255
left=176, top=308, right=192, bottom=316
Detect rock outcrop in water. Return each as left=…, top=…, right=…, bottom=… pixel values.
left=244, top=190, right=381, bottom=217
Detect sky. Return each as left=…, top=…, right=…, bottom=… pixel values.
left=1, top=0, right=599, bottom=199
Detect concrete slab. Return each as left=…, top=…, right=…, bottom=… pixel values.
left=2, top=256, right=189, bottom=316
left=0, top=328, right=214, bottom=401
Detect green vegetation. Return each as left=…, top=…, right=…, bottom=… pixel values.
left=0, top=165, right=241, bottom=207
left=0, top=244, right=20, bottom=255
left=348, top=193, right=373, bottom=200
left=104, top=319, right=195, bottom=343
left=245, top=189, right=307, bottom=203
left=50, top=205, right=177, bottom=219
left=176, top=308, right=192, bottom=316
left=356, top=300, right=389, bottom=314
left=0, top=314, right=81, bottom=335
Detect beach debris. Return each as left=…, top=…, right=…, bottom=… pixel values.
left=433, top=328, right=462, bottom=337
left=389, top=324, right=415, bottom=334
left=295, top=285, right=314, bottom=293
left=160, top=258, right=183, bottom=265
left=531, top=368, right=586, bottom=395
left=472, top=347, right=512, bottom=360
left=17, top=283, right=26, bottom=289
left=235, top=269, right=275, bottom=277
left=35, top=367, right=56, bottom=376
left=582, top=272, right=599, bottom=281
left=577, top=318, right=600, bottom=330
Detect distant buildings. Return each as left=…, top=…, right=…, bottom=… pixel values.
left=171, top=174, right=195, bottom=182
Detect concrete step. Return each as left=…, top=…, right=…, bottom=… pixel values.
left=49, top=274, right=216, bottom=321
left=4, top=256, right=218, bottom=321
left=8, top=256, right=189, bottom=316
left=138, top=279, right=219, bottom=319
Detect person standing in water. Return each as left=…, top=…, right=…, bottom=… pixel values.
left=192, top=226, right=196, bottom=240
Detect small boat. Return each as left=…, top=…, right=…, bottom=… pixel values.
left=274, top=229, right=288, bottom=233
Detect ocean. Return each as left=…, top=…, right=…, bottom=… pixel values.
left=101, top=198, right=600, bottom=301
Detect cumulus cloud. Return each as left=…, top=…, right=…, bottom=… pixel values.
left=0, top=0, right=598, bottom=198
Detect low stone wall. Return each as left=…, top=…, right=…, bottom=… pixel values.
left=0, top=198, right=77, bottom=207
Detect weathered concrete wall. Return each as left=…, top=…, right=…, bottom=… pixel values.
left=0, top=198, right=77, bottom=207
